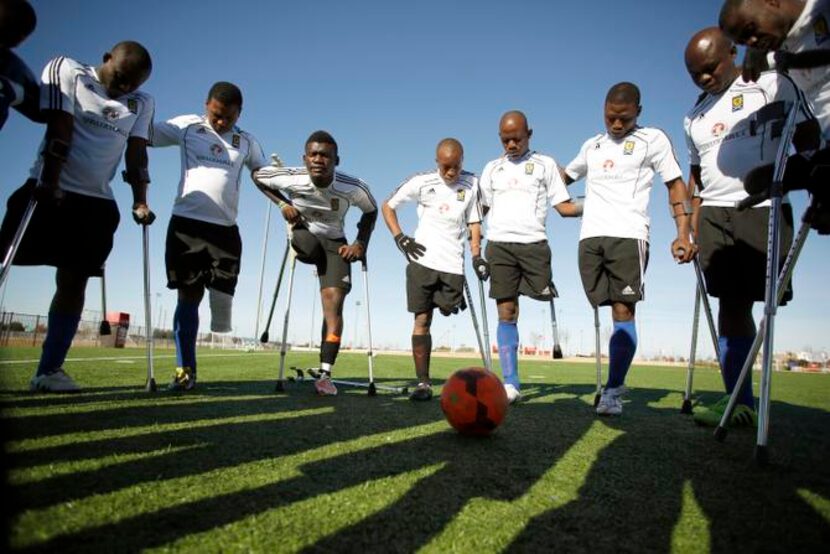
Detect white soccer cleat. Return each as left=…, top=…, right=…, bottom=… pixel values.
left=30, top=369, right=81, bottom=393
left=504, top=383, right=522, bottom=404
left=596, top=386, right=626, bottom=416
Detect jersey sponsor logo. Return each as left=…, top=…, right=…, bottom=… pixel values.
left=438, top=202, right=450, bottom=214
left=456, top=189, right=466, bottom=201
left=330, top=198, right=340, bottom=211
left=815, top=15, right=829, bottom=44
left=621, top=285, right=636, bottom=296
left=102, top=106, right=120, bottom=121
left=127, top=99, right=138, bottom=114
left=711, top=122, right=726, bottom=137
left=232, top=134, right=240, bottom=148
left=623, top=141, right=635, bottom=155
left=524, top=162, right=535, bottom=175
left=731, top=94, right=744, bottom=112
left=210, top=143, right=224, bottom=156
left=602, top=159, right=615, bottom=171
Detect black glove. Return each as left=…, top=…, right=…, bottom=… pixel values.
left=394, top=233, right=426, bottom=261
left=472, top=255, right=490, bottom=281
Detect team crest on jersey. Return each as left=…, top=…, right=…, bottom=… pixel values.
left=711, top=122, right=726, bottom=137
left=127, top=99, right=138, bottom=114
left=815, top=15, right=829, bottom=44
left=602, top=160, right=615, bottom=171
left=101, top=106, right=120, bottom=121
left=524, top=162, right=535, bottom=175
left=210, top=143, right=223, bottom=156
left=330, top=198, right=340, bottom=210
left=456, top=189, right=466, bottom=201
left=623, top=141, right=635, bottom=155
left=232, top=134, right=240, bottom=148
left=731, top=94, right=744, bottom=112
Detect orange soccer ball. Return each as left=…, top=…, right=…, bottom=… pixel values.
left=440, top=367, right=509, bottom=436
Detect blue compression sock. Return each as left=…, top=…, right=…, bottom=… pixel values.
left=174, top=300, right=200, bottom=371
left=606, top=320, right=637, bottom=389
left=36, top=312, right=81, bottom=376
left=718, top=336, right=755, bottom=408
left=497, top=321, right=520, bottom=388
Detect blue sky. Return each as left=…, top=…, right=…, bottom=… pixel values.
left=1, top=0, right=827, bottom=358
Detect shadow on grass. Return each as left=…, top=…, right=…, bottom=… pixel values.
left=4, top=381, right=830, bottom=553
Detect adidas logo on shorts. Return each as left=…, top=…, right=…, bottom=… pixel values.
left=621, top=285, right=636, bottom=296
left=342, top=276, right=350, bottom=283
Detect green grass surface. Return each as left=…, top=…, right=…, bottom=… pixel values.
left=1, top=346, right=829, bottom=553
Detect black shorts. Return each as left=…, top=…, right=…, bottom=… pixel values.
left=165, top=215, right=242, bottom=295
left=486, top=240, right=556, bottom=301
left=290, top=227, right=351, bottom=292
left=579, top=237, right=648, bottom=307
left=406, top=262, right=465, bottom=315
left=698, top=205, right=794, bottom=302
left=0, top=179, right=119, bottom=277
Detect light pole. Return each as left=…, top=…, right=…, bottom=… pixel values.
left=354, top=300, right=362, bottom=349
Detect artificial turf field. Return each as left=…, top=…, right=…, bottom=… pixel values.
left=1, top=346, right=828, bottom=553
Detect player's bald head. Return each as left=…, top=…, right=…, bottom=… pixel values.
left=0, top=0, right=36, bottom=49
left=605, top=82, right=641, bottom=107
left=685, top=27, right=734, bottom=65
left=499, top=110, right=529, bottom=133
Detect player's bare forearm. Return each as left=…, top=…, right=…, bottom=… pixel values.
left=468, top=222, right=482, bottom=257
left=125, top=137, right=150, bottom=206
left=554, top=200, right=582, bottom=218
left=667, top=177, right=694, bottom=262
left=38, top=110, right=74, bottom=190
left=381, top=202, right=403, bottom=237
left=688, top=165, right=702, bottom=239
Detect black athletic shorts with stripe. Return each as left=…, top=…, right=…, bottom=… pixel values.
left=405, top=261, right=465, bottom=315
left=698, top=205, right=793, bottom=303
left=0, top=179, right=119, bottom=277
left=485, top=240, right=556, bottom=301
left=290, top=227, right=352, bottom=292
left=579, top=237, right=649, bottom=307
left=165, top=215, right=242, bottom=295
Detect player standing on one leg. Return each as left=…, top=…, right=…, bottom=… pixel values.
left=151, top=82, right=268, bottom=391
left=382, top=138, right=483, bottom=401
left=0, top=41, right=155, bottom=392
left=683, top=28, right=819, bottom=426
left=254, top=131, right=378, bottom=396
left=0, top=0, right=42, bottom=130
left=478, top=111, right=583, bottom=404
left=562, top=82, right=695, bottom=416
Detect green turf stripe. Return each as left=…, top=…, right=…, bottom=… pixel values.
left=156, top=463, right=448, bottom=552
left=7, top=407, right=335, bottom=452
left=9, top=444, right=208, bottom=485
left=798, top=489, right=830, bottom=524
left=2, top=393, right=277, bottom=418
left=421, top=421, right=623, bottom=551
left=670, top=481, right=712, bottom=553
left=12, top=420, right=448, bottom=548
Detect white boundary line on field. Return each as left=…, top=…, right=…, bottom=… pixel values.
left=0, top=352, right=277, bottom=365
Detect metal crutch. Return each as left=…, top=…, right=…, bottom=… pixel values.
left=681, top=288, right=701, bottom=414
left=274, top=249, right=297, bottom=392
left=0, top=198, right=36, bottom=289
left=142, top=225, right=156, bottom=392
left=593, top=305, right=602, bottom=407
left=463, top=277, right=489, bottom=370
left=260, top=238, right=290, bottom=343
left=549, top=298, right=564, bottom=359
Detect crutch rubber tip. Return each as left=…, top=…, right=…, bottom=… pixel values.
left=275, top=380, right=285, bottom=393
left=400, top=387, right=409, bottom=395
left=259, top=332, right=269, bottom=343
left=99, top=321, right=112, bottom=336
left=368, top=382, right=377, bottom=396
left=593, top=393, right=601, bottom=407
left=754, top=445, right=769, bottom=466
left=553, top=346, right=563, bottom=359
left=713, top=426, right=728, bottom=442
left=145, top=378, right=157, bottom=393
left=680, top=399, right=693, bottom=414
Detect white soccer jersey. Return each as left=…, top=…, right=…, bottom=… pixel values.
left=478, top=151, right=570, bottom=243
left=775, top=0, right=830, bottom=138
left=253, top=167, right=377, bottom=240
left=152, top=115, right=267, bottom=226
left=386, top=170, right=481, bottom=275
left=566, top=127, right=683, bottom=242
left=29, top=57, right=154, bottom=200
left=685, top=73, right=811, bottom=207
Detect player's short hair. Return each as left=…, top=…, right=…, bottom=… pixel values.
left=305, top=130, right=338, bottom=155
left=207, top=81, right=243, bottom=108
left=605, top=82, right=641, bottom=106
left=437, top=137, right=463, bottom=155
